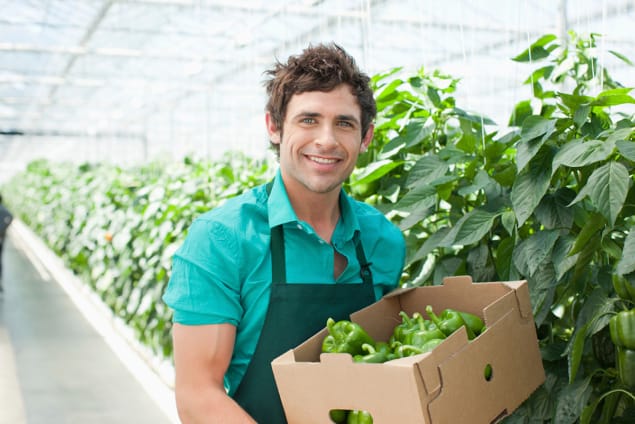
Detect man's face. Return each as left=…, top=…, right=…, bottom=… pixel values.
left=267, top=84, right=373, bottom=197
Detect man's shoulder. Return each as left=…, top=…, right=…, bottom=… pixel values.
left=348, top=197, right=390, bottom=221
left=193, top=184, right=268, bottom=230
left=348, top=198, right=402, bottom=238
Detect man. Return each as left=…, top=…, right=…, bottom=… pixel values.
left=0, top=193, right=13, bottom=293
left=163, top=43, right=405, bottom=423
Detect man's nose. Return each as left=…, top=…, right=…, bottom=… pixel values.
left=315, top=124, right=338, bottom=147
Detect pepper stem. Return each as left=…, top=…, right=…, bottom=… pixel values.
left=425, top=305, right=442, bottom=328
left=399, top=311, right=412, bottom=326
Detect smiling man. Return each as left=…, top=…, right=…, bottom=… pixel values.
left=163, top=43, right=406, bottom=424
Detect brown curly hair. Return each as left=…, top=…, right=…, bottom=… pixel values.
left=263, top=43, right=376, bottom=156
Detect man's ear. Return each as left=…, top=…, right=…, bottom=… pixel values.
left=361, top=124, right=374, bottom=152
left=266, top=112, right=281, bottom=144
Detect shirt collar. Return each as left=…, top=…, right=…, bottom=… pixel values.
left=267, top=169, right=298, bottom=229
left=267, top=169, right=361, bottom=240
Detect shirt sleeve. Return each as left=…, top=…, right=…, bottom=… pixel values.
left=162, top=217, right=244, bottom=326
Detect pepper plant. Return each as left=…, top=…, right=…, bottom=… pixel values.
left=1, top=152, right=273, bottom=358
left=347, top=31, right=635, bottom=423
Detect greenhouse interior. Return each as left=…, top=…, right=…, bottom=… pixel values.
left=0, top=0, right=634, bottom=423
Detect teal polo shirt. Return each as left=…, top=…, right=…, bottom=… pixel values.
left=162, top=170, right=405, bottom=395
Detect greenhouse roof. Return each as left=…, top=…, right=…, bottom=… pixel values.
left=0, top=0, right=634, bottom=182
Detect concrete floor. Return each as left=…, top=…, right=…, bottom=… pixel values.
left=0, top=225, right=177, bottom=424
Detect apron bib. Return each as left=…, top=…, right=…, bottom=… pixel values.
left=232, top=184, right=375, bottom=424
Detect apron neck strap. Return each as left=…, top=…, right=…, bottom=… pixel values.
left=265, top=179, right=373, bottom=285
left=353, top=231, right=373, bottom=285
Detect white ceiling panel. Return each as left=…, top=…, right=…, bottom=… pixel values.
left=0, top=0, right=633, bottom=182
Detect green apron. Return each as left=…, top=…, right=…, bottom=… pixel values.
left=232, top=184, right=376, bottom=423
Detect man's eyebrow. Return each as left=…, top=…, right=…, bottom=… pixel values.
left=292, top=111, right=322, bottom=119
left=336, top=114, right=360, bottom=124
left=291, top=111, right=360, bottom=125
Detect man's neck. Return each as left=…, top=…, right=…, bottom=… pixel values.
left=286, top=184, right=341, bottom=244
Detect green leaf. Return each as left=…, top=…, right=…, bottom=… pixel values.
left=501, top=210, right=516, bottom=236
left=580, top=389, right=632, bottom=424
left=509, top=100, right=533, bottom=127
left=573, top=104, right=591, bottom=127
left=517, top=116, right=556, bottom=171
left=617, top=229, right=635, bottom=275
left=406, top=228, right=450, bottom=266
left=552, top=235, right=578, bottom=280
left=512, top=230, right=560, bottom=277
left=494, top=236, right=515, bottom=281
left=552, top=139, right=615, bottom=174
left=534, top=188, right=575, bottom=230
left=567, top=290, right=616, bottom=384
left=433, top=256, right=464, bottom=284
left=371, top=66, right=403, bottom=85
left=427, top=85, right=441, bottom=107
left=440, top=209, right=498, bottom=247
left=374, top=78, right=403, bottom=104
left=453, top=107, right=496, bottom=126
left=575, top=289, right=615, bottom=335
left=616, top=139, right=635, bottom=161
left=511, top=146, right=554, bottom=226
left=388, top=119, right=435, bottom=153
left=609, top=49, right=635, bottom=66
left=398, top=200, right=435, bottom=231
left=395, top=183, right=436, bottom=210
left=557, top=92, right=594, bottom=111
left=406, top=155, right=448, bottom=188
left=554, top=376, right=593, bottom=423
left=511, top=34, right=557, bottom=62
left=606, top=127, right=634, bottom=144
left=520, top=115, right=557, bottom=142
left=529, top=264, right=558, bottom=327
left=456, top=118, right=477, bottom=153
left=568, top=161, right=630, bottom=226
left=590, top=93, right=635, bottom=107
left=351, top=159, right=402, bottom=185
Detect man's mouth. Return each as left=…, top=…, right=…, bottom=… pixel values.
left=307, top=155, right=339, bottom=164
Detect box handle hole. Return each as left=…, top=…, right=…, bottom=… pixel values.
left=484, top=363, right=493, bottom=381
left=329, top=409, right=373, bottom=423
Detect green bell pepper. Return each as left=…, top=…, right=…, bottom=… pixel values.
left=322, top=317, right=376, bottom=356
left=390, top=311, right=418, bottom=344
left=346, top=410, right=373, bottom=424
left=330, top=409, right=348, bottom=423
left=609, top=309, right=635, bottom=350
left=405, top=313, right=446, bottom=346
left=613, top=274, right=635, bottom=303
left=426, top=305, right=476, bottom=339
left=609, top=308, right=635, bottom=388
left=458, top=311, right=485, bottom=337
left=615, top=347, right=635, bottom=388
left=353, top=343, right=390, bottom=363
left=394, top=338, right=444, bottom=358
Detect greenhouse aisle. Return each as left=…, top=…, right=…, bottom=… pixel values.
left=0, top=223, right=178, bottom=424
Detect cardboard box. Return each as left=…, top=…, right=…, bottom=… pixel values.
left=271, top=275, right=546, bottom=424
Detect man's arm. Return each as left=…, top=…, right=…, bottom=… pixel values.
left=172, top=323, right=257, bottom=424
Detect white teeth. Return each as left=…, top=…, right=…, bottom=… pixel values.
left=308, top=155, right=337, bottom=164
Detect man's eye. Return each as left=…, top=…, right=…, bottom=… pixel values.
left=301, top=118, right=315, bottom=124
left=338, top=121, right=353, bottom=127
